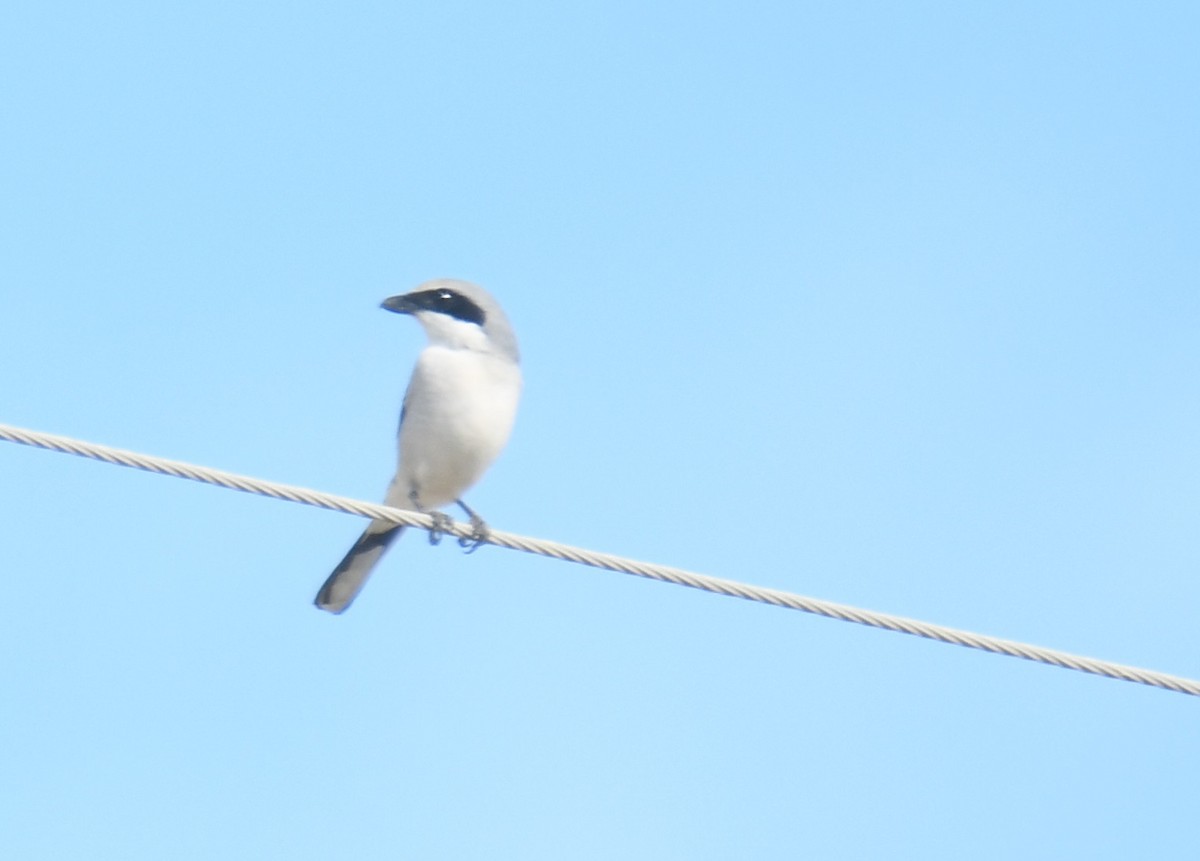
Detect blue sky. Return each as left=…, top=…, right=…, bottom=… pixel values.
left=2, top=2, right=1198, bottom=858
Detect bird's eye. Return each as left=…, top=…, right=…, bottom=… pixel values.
left=414, top=288, right=486, bottom=326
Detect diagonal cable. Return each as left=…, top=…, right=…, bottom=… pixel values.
left=1, top=421, right=1197, bottom=698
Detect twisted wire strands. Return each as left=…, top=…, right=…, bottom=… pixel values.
left=1, top=421, right=1196, bottom=698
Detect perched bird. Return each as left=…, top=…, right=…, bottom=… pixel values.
left=314, top=279, right=522, bottom=614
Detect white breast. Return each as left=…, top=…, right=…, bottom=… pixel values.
left=392, top=345, right=522, bottom=510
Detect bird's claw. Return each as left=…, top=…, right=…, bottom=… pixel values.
left=457, top=514, right=490, bottom=554
left=427, top=511, right=454, bottom=545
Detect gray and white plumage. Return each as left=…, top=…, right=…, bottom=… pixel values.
left=314, top=279, right=522, bottom=614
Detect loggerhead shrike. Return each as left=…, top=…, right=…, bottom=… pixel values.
left=314, top=279, right=522, bottom=614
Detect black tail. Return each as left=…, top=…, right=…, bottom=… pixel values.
left=313, top=521, right=405, bottom=613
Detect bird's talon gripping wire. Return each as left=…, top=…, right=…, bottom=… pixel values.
left=427, top=511, right=453, bottom=545
left=455, top=500, right=489, bottom=553
left=458, top=515, right=490, bottom=553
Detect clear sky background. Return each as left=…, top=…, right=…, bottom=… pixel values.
left=2, top=2, right=1198, bottom=858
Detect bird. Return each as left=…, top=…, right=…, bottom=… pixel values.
left=314, top=279, right=522, bottom=614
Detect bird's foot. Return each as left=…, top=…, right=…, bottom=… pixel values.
left=457, top=513, right=490, bottom=553
left=427, top=511, right=454, bottom=545
left=455, top=499, right=489, bottom=553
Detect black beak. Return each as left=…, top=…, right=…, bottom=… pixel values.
left=380, top=294, right=419, bottom=315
